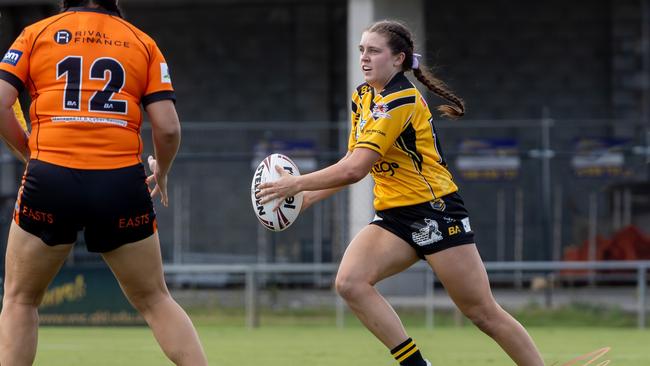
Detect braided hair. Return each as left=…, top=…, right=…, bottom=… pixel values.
left=368, top=20, right=465, bottom=119
left=61, top=0, right=122, bottom=17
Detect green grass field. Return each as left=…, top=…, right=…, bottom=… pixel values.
left=34, top=324, right=650, bottom=365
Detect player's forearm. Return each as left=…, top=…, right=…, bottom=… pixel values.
left=296, top=160, right=367, bottom=192
left=0, top=107, right=29, bottom=163
left=302, top=187, right=345, bottom=211
left=151, top=125, right=180, bottom=176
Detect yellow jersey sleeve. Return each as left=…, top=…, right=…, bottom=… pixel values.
left=347, top=90, right=361, bottom=152
left=12, top=100, right=27, bottom=132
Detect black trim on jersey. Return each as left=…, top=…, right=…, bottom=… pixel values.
left=369, top=87, right=376, bottom=115
left=396, top=123, right=436, bottom=199
left=386, top=96, right=415, bottom=112
left=356, top=141, right=381, bottom=150
left=0, top=70, right=24, bottom=93
left=396, top=123, right=423, bottom=172
left=428, top=117, right=447, bottom=166
left=380, top=72, right=412, bottom=97
left=355, top=82, right=370, bottom=97
left=142, top=90, right=176, bottom=106
left=66, top=7, right=120, bottom=17
left=351, top=100, right=357, bottom=113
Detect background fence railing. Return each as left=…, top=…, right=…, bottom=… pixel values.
left=1, top=119, right=648, bottom=267
left=163, top=260, right=650, bottom=329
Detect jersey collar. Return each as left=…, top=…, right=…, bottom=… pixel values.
left=380, top=72, right=408, bottom=96
left=66, top=7, right=120, bottom=16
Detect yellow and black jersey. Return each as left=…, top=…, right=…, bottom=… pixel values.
left=348, top=72, right=458, bottom=210
left=12, top=100, right=27, bottom=131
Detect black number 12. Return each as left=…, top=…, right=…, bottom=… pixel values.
left=56, top=56, right=127, bottom=114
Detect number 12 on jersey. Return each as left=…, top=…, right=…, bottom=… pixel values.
left=56, top=56, right=127, bottom=114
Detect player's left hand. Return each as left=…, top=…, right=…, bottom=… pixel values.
left=257, top=165, right=301, bottom=211
left=146, top=155, right=169, bottom=207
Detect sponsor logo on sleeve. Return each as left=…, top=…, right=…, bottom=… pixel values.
left=2, top=49, right=23, bottom=66
left=160, top=63, right=171, bottom=83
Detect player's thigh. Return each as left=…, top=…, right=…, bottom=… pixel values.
left=338, top=225, right=419, bottom=285
left=3, top=222, right=73, bottom=304
left=425, top=244, right=494, bottom=310
left=100, top=232, right=168, bottom=303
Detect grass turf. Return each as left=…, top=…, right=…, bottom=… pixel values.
left=34, top=325, right=649, bottom=365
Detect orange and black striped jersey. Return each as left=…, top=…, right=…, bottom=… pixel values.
left=0, top=7, right=175, bottom=169
left=348, top=72, right=458, bottom=210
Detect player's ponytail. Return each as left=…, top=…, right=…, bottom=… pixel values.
left=412, top=67, right=465, bottom=119
left=367, top=20, right=465, bottom=120
left=61, top=0, right=122, bottom=17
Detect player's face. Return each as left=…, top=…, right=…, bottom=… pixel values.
left=359, top=31, right=404, bottom=90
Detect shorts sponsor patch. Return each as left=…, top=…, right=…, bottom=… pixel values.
left=411, top=218, right=443, bottom=246
left=2, top=49, right=23, bottom=66
left=461, top=217, right=472, bottom=232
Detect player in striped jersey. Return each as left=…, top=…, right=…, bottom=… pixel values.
left=258, top=20, right=544, bottom=366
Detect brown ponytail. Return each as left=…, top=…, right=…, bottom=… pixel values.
left=368, top=20, right=465, bottom=120
left=413, top=67, right=465, bottom=119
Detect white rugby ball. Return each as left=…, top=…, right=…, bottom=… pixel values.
left=250, top=153, right=304, bottom=231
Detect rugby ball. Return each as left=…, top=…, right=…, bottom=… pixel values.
left=250, top=153, right=304, bottom=231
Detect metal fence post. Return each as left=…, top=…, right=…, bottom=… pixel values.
left=425, top=270, right=435, bottom=330
left=245, top=267, right=259, bottom=328
left=638, top=265, right=647, bottom=329
left=588, top=192, right=598, bottom=286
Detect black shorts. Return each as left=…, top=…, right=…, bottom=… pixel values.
left=371, top=192, right=475, bottom=259
left=14, top=159, right=156, bottom=252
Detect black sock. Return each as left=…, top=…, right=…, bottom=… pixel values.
left=390, top=337, right=427, bottom=366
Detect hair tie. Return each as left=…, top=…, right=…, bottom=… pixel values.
left=412, top=53, right=422, bottom=69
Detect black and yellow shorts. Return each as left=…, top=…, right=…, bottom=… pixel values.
left=371, top=192, right=475, bottom=259
left=14, top=159, right=156, bottom=252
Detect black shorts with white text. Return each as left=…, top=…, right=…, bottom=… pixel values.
left=371, top=192, right=475, bottom=259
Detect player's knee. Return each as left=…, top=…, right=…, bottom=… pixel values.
left=463, top=302, right=500, bottom=336
left=2, top=291, right=42, bottom=307
left=335, top=274, right=368, bottom=301
left=127, top=288, right=170, bottom=315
